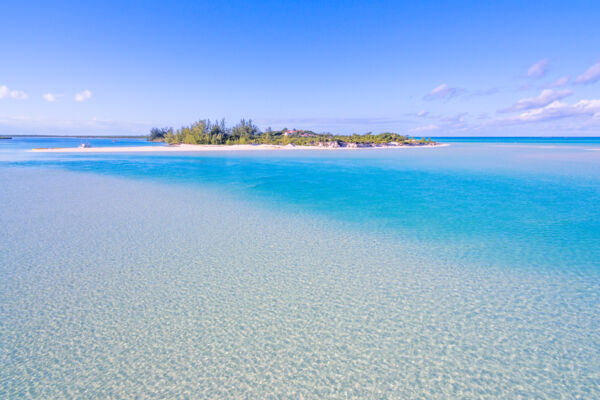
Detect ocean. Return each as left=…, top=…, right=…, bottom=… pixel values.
left=1, top=137, right=599, bottom=398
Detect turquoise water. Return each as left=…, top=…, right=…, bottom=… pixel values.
left=432, top=136, right=600, bottom=144
left=1, top=137, right=599, bottom=398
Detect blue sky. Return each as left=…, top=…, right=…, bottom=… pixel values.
left=1, top=0, right=599, bottom=136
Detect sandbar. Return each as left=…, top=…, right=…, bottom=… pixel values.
left=31, top=143, right=447, bottom=153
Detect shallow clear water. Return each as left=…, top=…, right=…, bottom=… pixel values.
left=1, top=137, right=599, bottom=398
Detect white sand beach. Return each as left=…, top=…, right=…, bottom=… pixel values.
left=30, top=143, right=447, bottom=153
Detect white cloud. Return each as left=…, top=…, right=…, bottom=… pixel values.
left=575, top=62, right=600, bottom=84
left=506, top=99, right=600, bottom=123
left=74, top=89, right=92, bottom=102
left=547, top=76, right=570, bottom=87
left=500, top=89, right=572, bottom=113
left=410, top=124, right=439, bottom=133
left=43, top=93, right=61, bottom=102
left=12, top=91, right=28, bottom=99
left=528, top=59, right=548, bottom=78
left=424, top=83, right=462, bottom=100
left=417, top=110, right=428, bottom=117
left=0, top=85, right=28, bottom=99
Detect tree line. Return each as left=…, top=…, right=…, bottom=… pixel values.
left=148, top=119, right=434, bottom=145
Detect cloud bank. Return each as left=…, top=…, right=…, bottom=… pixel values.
left=505, top=99, right=600, bottom=123
left=500, top=89, right=572, bottom=113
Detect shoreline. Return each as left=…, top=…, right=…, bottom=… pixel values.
left=30, top=143, right=448, bottom=153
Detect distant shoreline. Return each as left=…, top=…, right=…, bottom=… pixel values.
left=30, top=143, right=448, bottom=153
left=10, top=135, right=147, bottom=139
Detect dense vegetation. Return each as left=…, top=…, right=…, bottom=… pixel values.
left=148, top=119, right=435, bottom=146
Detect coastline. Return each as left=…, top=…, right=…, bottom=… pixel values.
left=30, top=143, right=447, bottom=153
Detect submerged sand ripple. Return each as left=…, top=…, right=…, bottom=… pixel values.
left=1, top=168, right=598, bottom=398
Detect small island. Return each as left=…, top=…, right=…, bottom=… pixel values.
left=148, top=119, right=437, bottom=148
left=31, top=118, right=443, bottom=153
